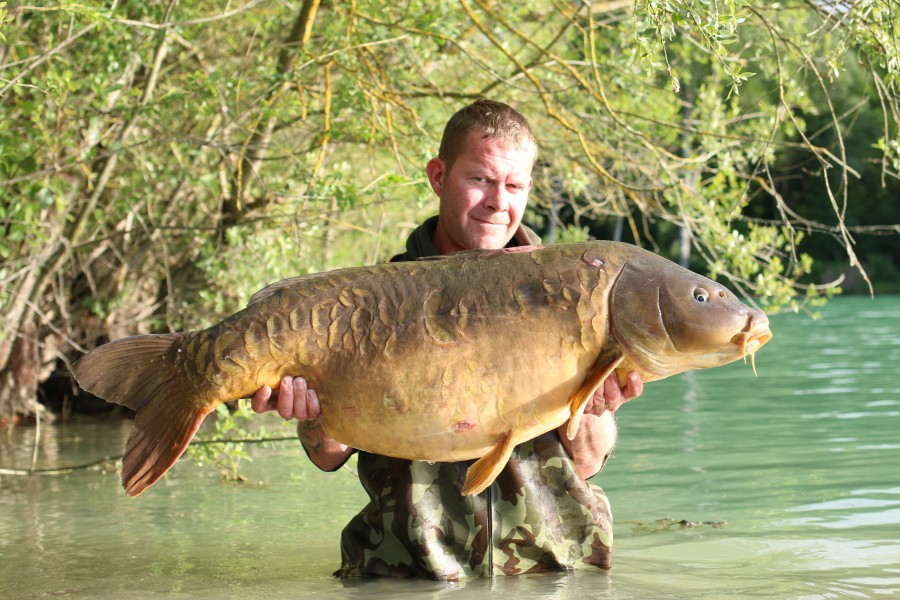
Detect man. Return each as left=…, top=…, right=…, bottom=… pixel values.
left=251, top=100, right=643, bottom=579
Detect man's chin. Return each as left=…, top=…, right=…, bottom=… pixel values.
left=466, top=224, right=513, bottom=249
left=467, top=232, right=511, bottom=250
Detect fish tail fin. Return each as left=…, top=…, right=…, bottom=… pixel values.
left=72, top=333, right=213, bottom=496
left=120, top=387, right=212, bottom=497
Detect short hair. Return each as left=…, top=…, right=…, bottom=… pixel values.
left=438, top=99, right=537, bottom=172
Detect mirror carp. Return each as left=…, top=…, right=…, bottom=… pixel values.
left=72, top=241, right=772, bottom=497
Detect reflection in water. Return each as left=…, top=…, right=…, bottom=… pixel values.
left=1, top=296, right=899, bottom=599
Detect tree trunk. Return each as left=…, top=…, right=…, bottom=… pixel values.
left=220, top=0, right=322, bottom=238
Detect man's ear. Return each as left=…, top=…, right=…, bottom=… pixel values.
left=425, top=157, right=445, bottom=196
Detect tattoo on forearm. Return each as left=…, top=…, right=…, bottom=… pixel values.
left=300, top=419, right=322, bottom=432
left=298, top=420, right=323, bottom=453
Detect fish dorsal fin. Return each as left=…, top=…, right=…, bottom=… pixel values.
left=460, top=430, right=515, bottom=496
left=414, top=248, right=491, bottom=262
left=247, top=266, right=364, bottom=306
left=247, top=274, right=319, bottom=306
left=415, top=245, right=543, bottom=262
left=566, top=352, right=625, bottom=441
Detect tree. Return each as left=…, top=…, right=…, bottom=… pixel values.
left=1, top=0, right=898, bottom=420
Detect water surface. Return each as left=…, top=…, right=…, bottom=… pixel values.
left=2, top=295, right=899, bottom=599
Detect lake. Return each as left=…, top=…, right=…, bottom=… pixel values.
left=1, top=295, right=899, bottom=599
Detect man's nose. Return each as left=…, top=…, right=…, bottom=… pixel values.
left=484, top=184, right=509, bottom=211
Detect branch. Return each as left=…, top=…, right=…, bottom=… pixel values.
left=222, top=0, right=321, bottom=234
left=10, top=0, right=272, bottom=33
left=0, top=436, right=299, bottom=476
left=748, top=5, right=872, bottom=295
left=0, top=23, right=97, bottom=96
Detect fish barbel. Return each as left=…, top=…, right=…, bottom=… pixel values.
left=72, top=241, right=772, bottom=497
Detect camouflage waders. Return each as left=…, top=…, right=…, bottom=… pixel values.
left=334, top=431, right=613, bottom=580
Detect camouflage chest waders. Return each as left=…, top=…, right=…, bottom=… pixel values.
left=334, top=431, right=613, bottom=580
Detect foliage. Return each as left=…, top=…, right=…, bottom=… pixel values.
left=1, top=0, right=898, bottom=422
left=187, top=399, right=273, bottom=482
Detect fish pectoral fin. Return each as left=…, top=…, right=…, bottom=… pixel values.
left=460, top=430, right=515, bottom=496
left=566, top=353, right=625, bottom=441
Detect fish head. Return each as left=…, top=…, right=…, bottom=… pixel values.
left=609, top=252, right=772, bottom=380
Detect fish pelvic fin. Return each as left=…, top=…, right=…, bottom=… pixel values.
left=460, top=430, right=515, bottom=496
left=72, top=333, right=211, bottom=496
left=566, top=353, right=625, bottom=441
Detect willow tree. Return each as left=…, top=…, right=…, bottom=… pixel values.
left=1, top=0, right=898, bottom=420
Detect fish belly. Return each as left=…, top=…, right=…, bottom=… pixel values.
left=313, top=332, right=592, bottom=462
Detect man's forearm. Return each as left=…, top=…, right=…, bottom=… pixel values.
left=298, top=420, right=353, bottom=472
left=557, top=411, right=618, bottom=480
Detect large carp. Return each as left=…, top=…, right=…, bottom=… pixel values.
left=73, top=241, right=772, bottom=497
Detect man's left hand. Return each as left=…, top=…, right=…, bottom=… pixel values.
left=584, top=371, right=643, bottom=416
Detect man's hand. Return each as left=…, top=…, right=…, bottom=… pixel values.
left=584, top=371, right=643, bottom=416
left=251, top=376, right=352, bottom=472
left=559, top=371, right=644, bottom=480
left=251, top=375, right=322, bottom=421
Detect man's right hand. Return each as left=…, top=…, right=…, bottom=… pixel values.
left=251, top=375, right=353, bottom=471
left=250, top=375, right=322, bottom=421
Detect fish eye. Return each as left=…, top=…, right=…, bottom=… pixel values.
left=693, top=288, right=709, bottom=303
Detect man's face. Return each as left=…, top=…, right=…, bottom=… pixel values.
left=427, top=132, right=535, bottom=253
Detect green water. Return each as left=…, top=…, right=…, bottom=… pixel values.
left=2, top=296, right=899, bottom=599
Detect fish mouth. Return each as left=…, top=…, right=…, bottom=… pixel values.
left=731, top=312, right=773, bottom=375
